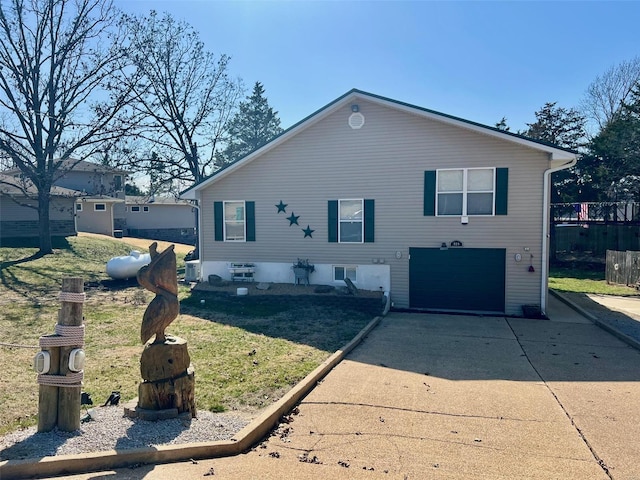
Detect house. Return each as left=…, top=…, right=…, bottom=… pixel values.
left=2, top=159, right=129, bottom=237
left=181, top=89, right=577, bottom=316
left=114, top=195, right=197, bottom=245
left=0, top=173, right=80, bottom=245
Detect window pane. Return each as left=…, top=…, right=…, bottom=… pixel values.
left=468, top=169, right=494, bottom=191
left=437, top=193, right=463, bottom=215
left=468, top=193, right=494, bottom=214
left=334, top=267, right=345, bottom=281
left=225, top=222, right=244, bottom=240
left=438, top=170, right=463, bottom=192
left=225, top=202, right=244, bottom=221
left=340, top=200, right=362, bottom=220
left=340, top=222, right=362, bottom=242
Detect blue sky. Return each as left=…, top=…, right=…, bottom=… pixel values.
left=115, top=1, right=640, bottom=134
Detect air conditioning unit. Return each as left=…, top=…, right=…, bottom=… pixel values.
left=185, top=260, right=200, bottom=282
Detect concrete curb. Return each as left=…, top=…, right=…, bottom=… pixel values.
left=0, top=316, right=383, bottom=480
left=549, top=289, right=640, bottom=351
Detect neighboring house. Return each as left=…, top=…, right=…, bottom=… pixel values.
left=114, top=195, right=197, bottom=245
left=182, top=89, right=577, bottom=316
left=2, top=159, right=129, bottom=237
left=0, top=173, right=80, bottom=244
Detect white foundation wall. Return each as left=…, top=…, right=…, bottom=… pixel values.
left=199, top=261, right=390, bottom=292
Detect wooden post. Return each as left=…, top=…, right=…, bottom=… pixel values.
left=57, top=277, right=84, bottom=432
left=37, top=346, right=60, bottom=432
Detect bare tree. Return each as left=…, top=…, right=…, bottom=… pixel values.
left=122, top=11, right=243, bottom=188
left=581, top=56, right=640, bottom=132
left=0, top=0, right=133, bottom=255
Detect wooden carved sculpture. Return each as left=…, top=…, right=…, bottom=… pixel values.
left=127, top=242, right=196, bottom=419
left=137, top=242, right=179, bottom=344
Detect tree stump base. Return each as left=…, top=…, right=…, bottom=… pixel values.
left=135, top=335, right=196, bottom=418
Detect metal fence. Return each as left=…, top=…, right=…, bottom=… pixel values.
left=606, top=250, right=640, bottom=286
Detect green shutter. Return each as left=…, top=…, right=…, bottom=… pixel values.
left=328, top=200, right=338, bottom=242
left=214, top=202, right=223, bottom=241
left=246, top=201, right=255, bottom=241
left=364, top=199, right=375, bottom=243
left=424, top=171, right=436, bottom=216
left=495, top=168, right=508, bottom=215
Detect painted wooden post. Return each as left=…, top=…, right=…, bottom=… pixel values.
left=37, top=277, right=85, bottom=432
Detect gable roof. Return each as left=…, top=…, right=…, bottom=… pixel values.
left=181, top=88, right=578, bottom=199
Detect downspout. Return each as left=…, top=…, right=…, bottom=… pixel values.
left=191, top=194, right=202, bottom=282
left=541, top=156, right=577, bottom=313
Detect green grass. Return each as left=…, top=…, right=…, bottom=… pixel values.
left=549, top=264, right=639, bottom=296
left=0, top=236, right=375, bottom=436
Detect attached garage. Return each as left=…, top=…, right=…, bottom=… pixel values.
left=409, top=247, right=506, bottom=313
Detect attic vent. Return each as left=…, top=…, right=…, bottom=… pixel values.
left=348, top=112, right=365, bottom=129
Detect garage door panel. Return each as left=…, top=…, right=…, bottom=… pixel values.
left=409, top=248, right=505, bottom=313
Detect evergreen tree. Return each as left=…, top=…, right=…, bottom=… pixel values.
left=524, top=102, right=588, bottom=203
left=218, top=82, right=283, bottom=166
left=588, top=83, right=640, bottom=201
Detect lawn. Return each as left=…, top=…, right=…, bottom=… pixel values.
left=549, top=262, right=639, bottom=296
left=0, top=236, right=375, bottom=436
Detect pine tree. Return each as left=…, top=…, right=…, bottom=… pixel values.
left=218, top=82, right=283, bottom=166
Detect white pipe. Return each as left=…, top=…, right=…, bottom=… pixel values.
left=541, top=156, right=577, bottom=313
left=382, top=291, right=391, bottom=315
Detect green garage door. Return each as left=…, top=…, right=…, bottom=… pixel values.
left=409, top=247, right=506, bottom=313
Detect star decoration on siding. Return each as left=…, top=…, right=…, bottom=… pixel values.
left=302, top=225, right=314, bottom=238
left=287, top=213, right=300, bottom=226
left=275, top=201, right=287, bottom=213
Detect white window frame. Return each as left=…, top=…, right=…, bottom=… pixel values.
left=224, top=200, right=246, bottom=242
left=131, top=205, right=141, bottom=213
left=143, top=206, right=149, bottom=212
left=333, top=265, right=357, bottom=283
left=94, top=203, right=106, bottom=212
left=436, top=167, right=495, bottom=217
left=338, top=198, right=364, bottom=243
left=76, top=203, right=82, bottom=212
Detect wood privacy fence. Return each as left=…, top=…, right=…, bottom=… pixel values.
left=606, top=250, right=640, bottom=286
left=553, top=224, right=640, bottom=255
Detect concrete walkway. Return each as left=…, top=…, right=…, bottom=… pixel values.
left=45, top=295, right=640, bottom=480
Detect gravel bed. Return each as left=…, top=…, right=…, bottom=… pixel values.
left=0, top=406, right=249, bottom=461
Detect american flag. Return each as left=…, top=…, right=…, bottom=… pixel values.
left=575, top=203, right=589, bottom=221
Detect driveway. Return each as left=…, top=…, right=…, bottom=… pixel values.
left=54, top=297, right=640, bottom=480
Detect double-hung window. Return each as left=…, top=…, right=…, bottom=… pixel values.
left=224, top=201, right=246, bottom=241
left=339, top=199, right=364, bottom=243
left=328, top=199, right=374, bottom=243
left=437, top=168, right=495, bottom=216
left=214, top=201, right=255, bottom=242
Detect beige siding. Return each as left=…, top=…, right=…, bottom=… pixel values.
left=198, top=100, right=551, bottom=315
left=125, top=204, right=195, bottom=229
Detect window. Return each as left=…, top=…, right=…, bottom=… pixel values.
left=424, top=168, right=509, bottom=216
left=76, top=203, right=82, bottom=212
left=339, top=199, right=363, bottom=242
left=224, top=201, right=246, bottom=241
left=94, top=203, right=106, bottom=211
left=113, top=175, right=122, bottom=191
left=328, top=199, right=374, bottom=243
left=131, top=206, right=140, bottom=213
left=334, top=266, right=357, bottom=283
left=143, top=206, right=149, bottom=212
left=214, top=201, right=255, bottom=242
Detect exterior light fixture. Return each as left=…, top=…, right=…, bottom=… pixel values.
left=33, top=351, right=51, bottom=374
left=68, top=348, right=86, bottom=372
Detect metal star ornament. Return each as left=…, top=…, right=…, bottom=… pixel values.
left=287, top=213, right=300, bottom=226
left=275, top=201, right=287, bottom=213
left=302, top=225, right=315, bottom=238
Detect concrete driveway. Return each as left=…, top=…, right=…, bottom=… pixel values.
left=51, top=296, right=640, bottom=480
